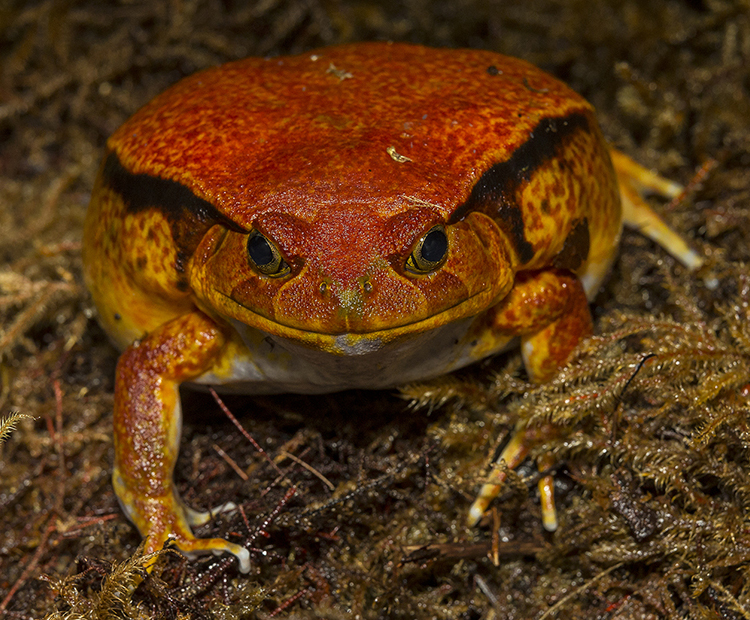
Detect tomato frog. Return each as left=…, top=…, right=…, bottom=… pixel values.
left=82, top=42, right=703, bottom=573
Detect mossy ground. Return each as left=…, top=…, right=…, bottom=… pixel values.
left=1, top=1, right=749, bottom=618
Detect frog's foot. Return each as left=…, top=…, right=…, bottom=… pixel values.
left=115, top=474, right=251, bottom=573
left=610, top=149, right=704, bottom=271
left=177, top=501, right=252, bottom=568
left=141, top=500, right=250, bottom=573
left=467, top=425, right=558, bottom=531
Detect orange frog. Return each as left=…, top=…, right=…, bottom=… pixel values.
left=82, top=42, right=702, bottom=573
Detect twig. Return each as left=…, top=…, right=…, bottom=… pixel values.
left=268, top=586, right=311, bottom=617
left=537, top=562, right=624, bottom=620
left=209, top=388, right=284, bottom=477
left=401, top=540, right=543, bottom=564
left=278, top=450, right=334, bottom=491
left=611, top=353, right=656, bottom=444
left=212, top=443, right=249, bottom=481
left=0, top=519, right=55, bottom=614
left=52, top=379, right=66, bottom=516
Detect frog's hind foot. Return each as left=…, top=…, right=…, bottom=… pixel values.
left=164, top=500, right=251, bottom=573
left=115, top=474, right=251, bottom=574
left=144, top=511, right=251, bottom=574
left=610, top=149, right=704, bottom=272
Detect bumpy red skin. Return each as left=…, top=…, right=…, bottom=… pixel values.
left=82, top=43, right=621, bottom=569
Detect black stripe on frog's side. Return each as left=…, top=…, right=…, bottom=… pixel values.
left=552, top=217, right=590, bottom=271
left=102, top=152, right=245, bottom=279
left=448, top=112, right=591, bottom=265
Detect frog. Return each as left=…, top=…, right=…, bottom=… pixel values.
left=82, top=42, right=703, bottom=574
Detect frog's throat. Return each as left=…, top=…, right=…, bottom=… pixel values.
left=213, top=289, right=490, bottom=353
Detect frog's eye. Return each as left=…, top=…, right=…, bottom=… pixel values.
left=405, top=225, right=449, bottom=275
left=247, top=230, right=291, bottom=278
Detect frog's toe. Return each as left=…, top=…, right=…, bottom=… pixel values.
left=538, top=472, right=558, bottom=532
left=140, top=520, right=251, bottom=574
left=467, top=429, right=527, bottom=527
left=176, top=536, right=251, bottom=574
left=183, top=501, right=239, bottom=527
left=115, top=482, right=249, bottom=572
left=611, top=148, right=705, bottom=272
left=467, top=475, right=505, bottom=526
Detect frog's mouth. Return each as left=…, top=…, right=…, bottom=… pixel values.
left=214, top=290, right=490, bottom=356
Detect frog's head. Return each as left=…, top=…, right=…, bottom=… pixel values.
left=190, top=198, right=516, bottom=353
left=106, top=42, right=590, bottom=354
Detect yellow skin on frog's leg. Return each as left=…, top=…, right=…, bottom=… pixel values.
left=611, top=149, right=705, bottom=272
left=113, top=311, right=251, bottom=573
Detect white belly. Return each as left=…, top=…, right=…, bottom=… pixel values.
left=194, top=314, right=514, bottom=394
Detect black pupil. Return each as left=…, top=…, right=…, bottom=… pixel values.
left=248, top=233, right=274, bottom=266
left=421, top=228, right=448, bottom=263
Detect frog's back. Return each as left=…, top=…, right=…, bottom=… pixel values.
left=83, top=42, right=620, bottom=358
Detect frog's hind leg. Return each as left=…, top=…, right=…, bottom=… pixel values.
left=610, top=149, right=703, bottom=271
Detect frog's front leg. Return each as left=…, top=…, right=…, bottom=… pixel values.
left=468, top=269, right=593, bottom=530
left=113, top=311, right=251, bottom=573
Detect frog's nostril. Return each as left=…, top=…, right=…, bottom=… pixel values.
left=317, top=276, right=373, bottom=300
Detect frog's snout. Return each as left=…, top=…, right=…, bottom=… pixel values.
left=318, top=274, right=373, bottom=305
left=314, top=272, right=379, bottom=330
